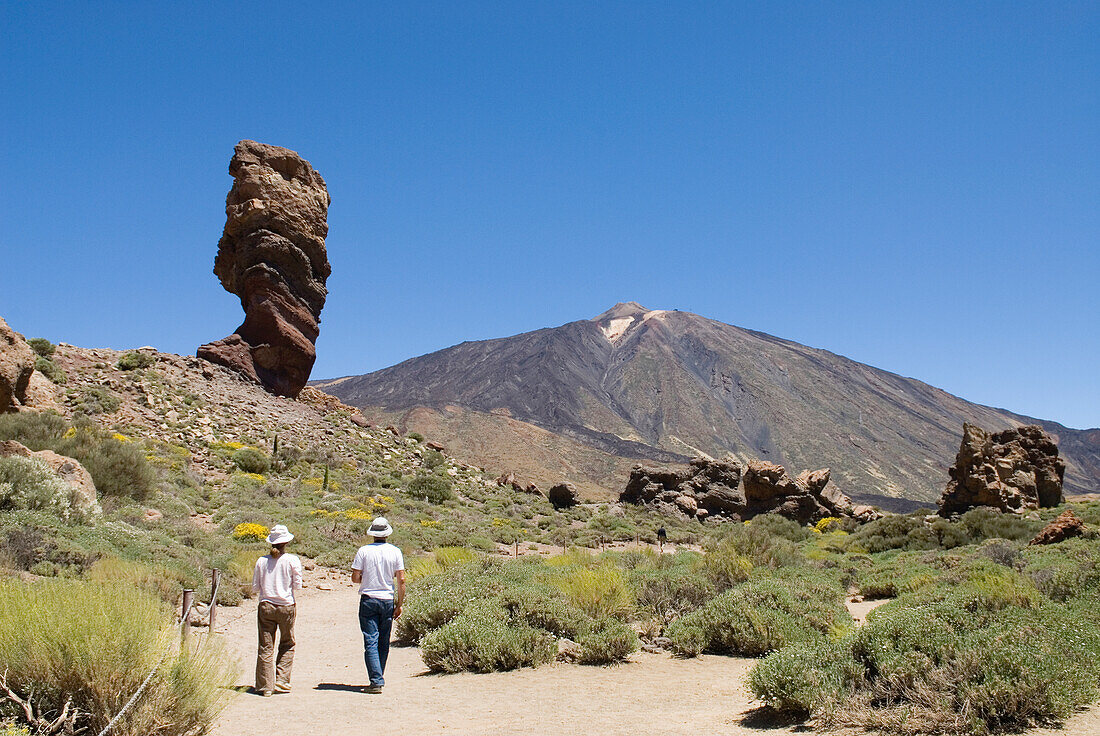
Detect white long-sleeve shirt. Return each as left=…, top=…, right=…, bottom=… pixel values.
left=252, top=553, right=303, bottom=606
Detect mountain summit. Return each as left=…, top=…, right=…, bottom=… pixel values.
left=317, top=304, right=1100, bottom=504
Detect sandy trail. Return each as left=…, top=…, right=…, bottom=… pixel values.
left=209, top=570, right=1096, bottom=736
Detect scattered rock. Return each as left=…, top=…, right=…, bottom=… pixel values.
left=0, top=440, right=99, bottom=512
left=350, top=414, right=369, bottom=428
left=1029, top=509, right=1086, bottom=545
left=556, top=637, right=582, bottom=662
left=496, top=471, right=517, bottom=487
left=0, top=316, right=35, bottom=412
left=425, top=441, right=446, bottom=452
left=621, top=455, right=874, bottom=524
left=548, top=482, right=579, bottom=509
left=197, top=140, right=331, bottom=398
left=143, top=508, right=163, bottom=522
left=939, top=423, right=1065, bottom=516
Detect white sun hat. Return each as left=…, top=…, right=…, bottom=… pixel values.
left=266, top=524, right=294, bottom=544
left=369, top=517, right=393, bottom=538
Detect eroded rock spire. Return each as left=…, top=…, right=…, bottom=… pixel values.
left=198, top=140, right=331, bottom=397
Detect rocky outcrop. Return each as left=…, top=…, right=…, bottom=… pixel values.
left=621, top=456, right=875, bottom=523
left=1029, top=509, right=1086, bottom=546
left=0, top=317, right=35, bottom=412
left=548, top=482, right=579, bottom=509
left=0, top=440, right=99, bottom=513
left=938, top=423, right=1065, bottom=516
left=198, top=140, right=331, bottom=398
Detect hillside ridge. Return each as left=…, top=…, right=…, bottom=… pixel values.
left=317, top=304, right=1100, bottom=502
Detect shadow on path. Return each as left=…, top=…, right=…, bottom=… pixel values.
left=316, top=683, right=368, bottom=693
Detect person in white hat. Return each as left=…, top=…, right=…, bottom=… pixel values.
left=252, top=524, right=303, bottom=696
left=351, top=517, right=405, bottom=694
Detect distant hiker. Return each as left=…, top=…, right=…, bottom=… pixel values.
left=252, top=524, right=303, bottom=697
left=657, top=526, right=667, bottom=550
left=351, top=517, right=406, bottom=694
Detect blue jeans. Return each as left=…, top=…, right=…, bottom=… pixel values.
left=358, top=596, right=394, bottom=686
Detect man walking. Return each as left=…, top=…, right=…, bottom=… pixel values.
left=351, top=517, right=405, bottom=694
left=252, top=524, right=303, bottom=696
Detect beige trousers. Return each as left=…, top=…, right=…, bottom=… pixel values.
left=256, top=601, right=296, bottom=692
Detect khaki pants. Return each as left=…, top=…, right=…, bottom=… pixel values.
left=256, top=601, right=296, bottom=692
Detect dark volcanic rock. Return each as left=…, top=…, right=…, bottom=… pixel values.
left=1029, top=509, right=1086, bottom=545
left=198, top=140, right=331, bottom=398
left=548, top=482, right=579, bottom=509
left=0, top=317, right=35, bottom=412
left=621, top=456, right=869, bottom=524
left=939, top=423, right=1065, bottom=516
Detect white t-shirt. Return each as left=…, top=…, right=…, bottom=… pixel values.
left=352, top=542, right=405, bottom=600
left=252, top=553, right=303, bottom=606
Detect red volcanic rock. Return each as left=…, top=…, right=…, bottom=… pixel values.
left=939, top=423, right=1065, bottom=516
left=0, top=317, right=35, bottom=412
left=198, top=140, right=331, bottom=398
left=1029, top=509, right=1086, bottom=545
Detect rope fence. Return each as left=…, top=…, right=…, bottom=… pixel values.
left=96, top=565, right=228, bottom=736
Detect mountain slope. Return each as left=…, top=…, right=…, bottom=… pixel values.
left=318, top=303, right=1100, bottom=503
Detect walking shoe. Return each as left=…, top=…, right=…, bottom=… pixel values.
left=364, top=684, right=383, bottom=694
left=262, top=691, right=273, bottom=698
left=274, top=684, right=291, bottom=693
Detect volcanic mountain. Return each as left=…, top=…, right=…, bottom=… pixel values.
left=315, top=303, right=1100, bottom=506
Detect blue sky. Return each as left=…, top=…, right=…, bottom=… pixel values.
left=1, top=2, right=1097, bottom=429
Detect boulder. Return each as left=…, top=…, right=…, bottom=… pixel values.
left=622, top=455, right=867, bottom=524
left=939, top=423, right=1065, bottom=516
left=1029, top=509, right=1086, bottom=545
left=548, top=482, right=579, bottom=509
left=425, top=441, right=446, bottom=452
left=0, top=440, right=98, bottom=513
left=0, top=317, right=35, bottom=412
left=198, top=141, right=331, bottom=398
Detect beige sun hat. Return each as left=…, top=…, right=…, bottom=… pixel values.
left=368, top=517, right=393, bottom=538
left=266, top=525, right=294, bottom=544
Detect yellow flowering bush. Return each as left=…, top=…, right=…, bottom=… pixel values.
left=420, top=519, right=442, bottom=528
left=232, top=522, right=269, bottom=542
left=111, top=432, right=131, bottom=443
left=344, top=508, right=373, bottom=520
left=815, top=517, right=842, bottom=533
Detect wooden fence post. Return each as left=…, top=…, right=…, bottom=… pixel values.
left=209, top=569, right=220, bottom=632
left=181, top=589, right=194, bottom=644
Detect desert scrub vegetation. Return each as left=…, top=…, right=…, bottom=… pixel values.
left=0, top=579, right=233, bottom=736
left=750, top=531, right=1100, bottom=735
left=116, top=350, right=155, bottom=371
left=667, top=571, right=850, bottom=657
left=0, top=455, right=90, bottom=522
left=0, top=412, right=155, bottom=501
left=398, top=553, right=638, bottom=671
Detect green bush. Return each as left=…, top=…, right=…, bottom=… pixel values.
left=711, top=523, right=803, bottom=568
left=0, top=456, right=81, bottom=520
left=576, top=618, right=639, bottom=665
left=750, top=514, right=812, bottom=542
left=56, top=428, right=156, bottom=501
left=420, top=601, right=555, bottom=673
left=408, top=473, right=454, bottom=503
left=0, top=579, right=232, bottom=736
left=406, top=432, right=424, bottom=443
left=849, top=512, right=939, bottom=553
left=26, top=338, right=55, bottom=358
left=667, top=575, right=850, bottom=657
left=33, top=356, right=66, bottom=384
left=116, top=351, right=155, bottom=371
left=0, top=412, right=67, bottom=449
left=230, top=447, right=270, bottom=475
left=750, top=639, right=860, bottom=714
left=421, top=450, right=445, bottom=469
left=74, top=386, right=120, bottom=414
left=552, top=563, right=634, bottom=620
left=630, top=556, right=714, bottom=622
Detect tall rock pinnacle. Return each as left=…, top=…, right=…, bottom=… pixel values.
left=198, top=140, right=331, bottom=397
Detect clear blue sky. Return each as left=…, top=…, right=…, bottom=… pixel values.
left=2, top=2, right=1097, bottom=429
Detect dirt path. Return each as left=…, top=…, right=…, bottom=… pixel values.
left=209, top=571, right=1096, bottom=736
left=209, top=572, right=803, bottom=736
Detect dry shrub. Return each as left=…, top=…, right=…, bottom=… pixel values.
left=0, top=579, right=233, bottom=736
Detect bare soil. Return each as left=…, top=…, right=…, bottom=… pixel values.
left=209, top=570, right=1097, bottom=736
